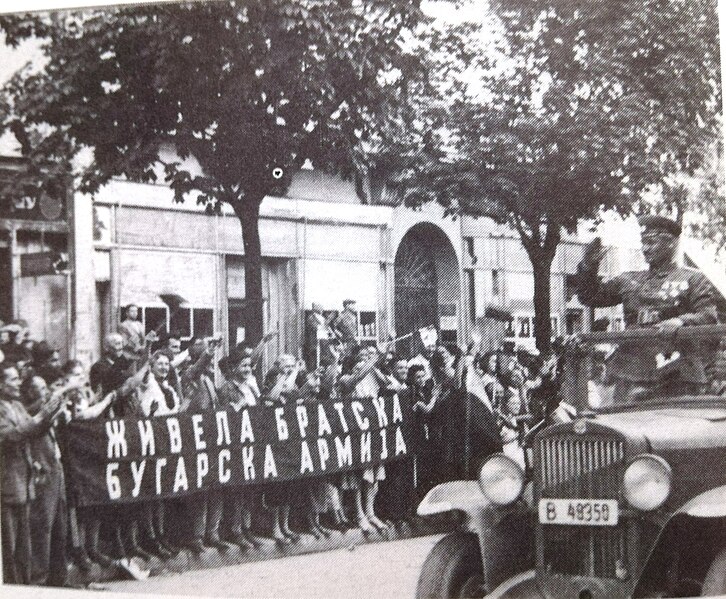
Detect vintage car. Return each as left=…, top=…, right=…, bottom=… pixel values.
left=415, top=324, right=726, bottom=599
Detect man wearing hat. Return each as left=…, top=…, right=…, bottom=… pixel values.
left=576, top=214, right=718, bottom=398
left=304, top=303, right=334, bottom=369
left=577, top=215, right=717, bottom=330
left=332, top=299, right=359, bottom=357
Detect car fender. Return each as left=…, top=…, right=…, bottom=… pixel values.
left=416, top=480, right=490, bottom=522
left=676, top=485, right=726, bottom=518
left=417, top=481, right=535, bottom=594
left=634, top=488, right=726, bottom=591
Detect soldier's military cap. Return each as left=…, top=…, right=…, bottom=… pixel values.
left=638, top=215, right=682, bottom=237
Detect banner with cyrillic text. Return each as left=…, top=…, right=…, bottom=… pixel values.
left=64, top=396, right=413, bottom=506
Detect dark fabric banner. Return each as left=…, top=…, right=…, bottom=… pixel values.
left=63, top=395, right=413, bottom=506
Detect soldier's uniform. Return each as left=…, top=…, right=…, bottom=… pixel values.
left=577, top=263, right=717, bottom=329
left=576, top=216, right=718, bottom=393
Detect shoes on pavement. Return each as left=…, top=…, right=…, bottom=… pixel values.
left=129, top=544, right=153, bottom=561
left=232, top=533, right=254, bottom=551
left=241, top=528, right=265, bottom=549
left=185, top=539, right=206, bottom=554
left=74, top=548, right=94, bottom=573
left=318, top=524, right=336, bottom=537
left=148, top=541, right=173, bottom=559
left=159, top=539, right=181, bottom=556
left=282, top=529, right=301, bottom=542
left=88, top=549, right=114, bottom=568
left=117, top=557, right=150, bottom=581
left=204, top=536, right=232, bottom=550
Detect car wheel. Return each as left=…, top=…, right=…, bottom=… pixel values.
left=702, top=548, right=726, bottom=596
left=416, top=532, right=484, bottom=599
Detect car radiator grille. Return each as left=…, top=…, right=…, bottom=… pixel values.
left=537, top=436, right=627, bottom=578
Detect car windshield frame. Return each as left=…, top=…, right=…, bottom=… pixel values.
left=563, top=324, right=726, bottom=413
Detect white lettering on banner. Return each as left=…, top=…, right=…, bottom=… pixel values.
left=360, top=431, right=372, bottom=463
left=333, top=403, right=349, bottom=433
left=197, top=453, right=209, bottom=488
left=130, top=460, right=146, bottom=498
left=317, top=438, right=330, bottom=470
left=107, top=463, right=121, bottom=499
left=240, top=410, right=254, bottom=443
left=218, top=449, right=231, bottom=483
left=392, top=395, right=403, bottom=424
left=192, top=415, right=206, bottom=450
left=296, top=405, right=309, bottom=438
left=155, top=457, right=168, bottom=495
left=300, top=441, right=315, bottom=474
left=173, top=456, right=189, bottom=493
left=106, top=420, right=128, bottom=459
left=317, top=404, right=332, bottom=436
left=379, top=429, right=388, bottom=460
left=395, top=427, right=407, bottom=456
left=167, top=418, right=182, bottom=454
left=372, top=397, right=388, bottom=428
left=263, top=444, right=278, bottom=478
left=351, top=402, right=370, bottom=430
left=275, top=408, right=289, bottom=441
left=138, top=420, right=155, bottom=456
left=242, top=446, right=255, bottom=480
left=334, top=436, right=353, bottom=467
left=216, top=411, right=231, bottom=446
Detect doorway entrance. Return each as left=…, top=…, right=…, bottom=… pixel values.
left=394, top=223, right=460, bottom=357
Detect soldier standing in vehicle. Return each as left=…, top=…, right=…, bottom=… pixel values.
left=576, top=215, right=718, bottom=399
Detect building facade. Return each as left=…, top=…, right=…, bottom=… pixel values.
left=11, top=162, right=713, bottom=367
left=60, top=170, right=648, bottom=367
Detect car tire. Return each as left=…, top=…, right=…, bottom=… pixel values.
left=416, top=532, right=484, bottom=599
left=702, top=547, right=726, bottom=596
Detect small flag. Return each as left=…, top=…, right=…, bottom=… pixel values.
left=419, top=326, right=438, bottom=347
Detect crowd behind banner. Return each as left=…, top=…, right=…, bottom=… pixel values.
left=0, top=301, right=566, bottom=587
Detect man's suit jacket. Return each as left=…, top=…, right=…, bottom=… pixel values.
left=0, top=399, right=46, bottom=504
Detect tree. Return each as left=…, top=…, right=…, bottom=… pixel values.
left=0, top=0, right=431, bottom=344
left=618, top=0, right=722, bottom=238
left=402, top=0, right=721, bottom=352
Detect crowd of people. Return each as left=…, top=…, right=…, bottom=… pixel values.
left=0, top=304, right=631, bottom=587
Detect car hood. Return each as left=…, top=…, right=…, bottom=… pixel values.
left=590, top=406, right=726, bottom=451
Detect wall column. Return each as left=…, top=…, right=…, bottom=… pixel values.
left=70, top=194, right=96, bottom=366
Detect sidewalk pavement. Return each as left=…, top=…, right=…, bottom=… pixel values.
left=68, top=516, right=456, bottom=588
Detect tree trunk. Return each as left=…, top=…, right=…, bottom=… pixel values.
left=233, top=197, right=264, bottom=346
left=521, top=222, right=560, bottom=354
left=531, top=253, right=555, bottom=353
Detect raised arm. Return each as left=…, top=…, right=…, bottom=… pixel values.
left=76, top=390, right=117, bottom=421
left=575, top=238, right=624, bottom=308
left=339, top=354, right=379, bottom=392
left=250, top=330, right=278, bottom=368
left=0, top=382, right=73, bottom=442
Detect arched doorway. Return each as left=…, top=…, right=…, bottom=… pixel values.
left=394, top=223, right=460, bottom=357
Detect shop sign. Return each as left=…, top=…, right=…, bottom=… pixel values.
left=0, top=194, right=67, bottom=222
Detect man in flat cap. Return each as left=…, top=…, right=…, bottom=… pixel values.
left=576, top=214, right=718, bottom=398
left=332, top=299, right=359, bottom=357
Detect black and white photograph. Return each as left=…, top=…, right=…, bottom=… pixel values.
left=1, top=0, right=725, bottom=598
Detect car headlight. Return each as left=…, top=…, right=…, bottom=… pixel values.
left=478, top=454, right=525, bottom=506
left=623, top=454, right=672, bottom=511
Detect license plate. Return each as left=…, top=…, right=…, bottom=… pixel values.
left=538, top=499, right=619, bottom=526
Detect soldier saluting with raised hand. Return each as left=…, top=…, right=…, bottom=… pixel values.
left=577, top=215, right=718, bottom=330
left=575, top=215, right=719, bottom=399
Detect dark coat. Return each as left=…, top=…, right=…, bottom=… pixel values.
left=0, top=399, right=49, bottom=504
